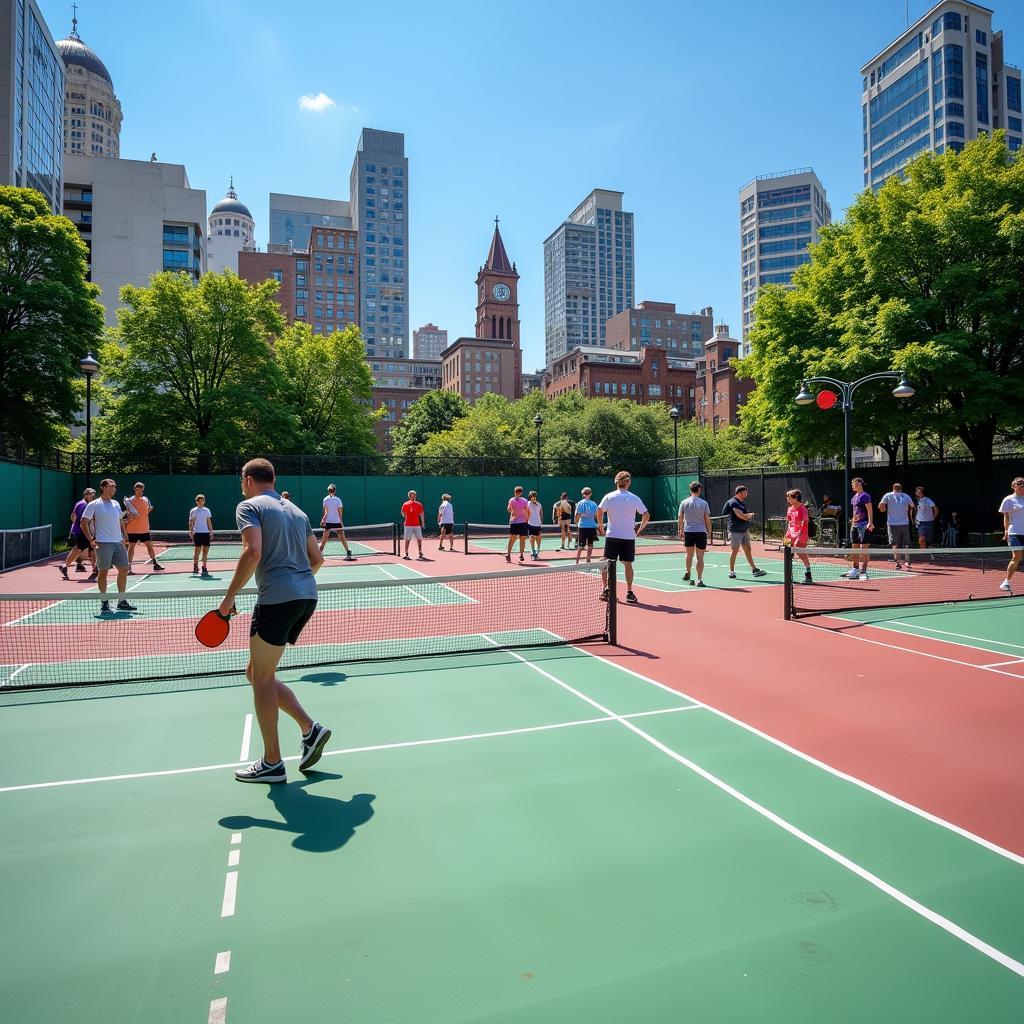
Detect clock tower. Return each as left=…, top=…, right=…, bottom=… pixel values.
left=475, top=218, right=520, bottom=344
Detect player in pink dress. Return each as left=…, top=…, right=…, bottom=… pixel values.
left=785, top=489, right=812, bottom=584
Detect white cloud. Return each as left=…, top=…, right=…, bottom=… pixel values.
left=298, top=92, right=337, bottom=113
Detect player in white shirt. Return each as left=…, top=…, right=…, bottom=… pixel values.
left=913, top=486, right=939, bottom=549
left=188, top=494, right=215, bottom=576
left=320, top=484, right=354, bottom=560
left=596, top=470, right=650, bottom=604
left=80, top=478, right=136, bottom=614
left=437, top=494, right=456, bottom=552
left=998, top=476, right=1024, bottom=593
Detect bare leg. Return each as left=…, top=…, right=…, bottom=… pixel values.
left=743, top=538, right=757, bottom=570
left=695, top=547, right=705, bottom=580
left=246, top=635, right=298, bottom=765
left=115, top=565, right=128, bottom=598
left=97, top=569, right=109, bottom=595
left=145, top=541, right=158, bottom=565
left=624, top=561, right=635, bottom=591
left=126, top=542, right=137, bottom=569
left=1007, top=551, right=1022, bottom=581
left=685, top=546, right=694, bottom=575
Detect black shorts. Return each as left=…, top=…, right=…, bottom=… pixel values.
left=509, top=522, right=529, bottom=537
left=322, top=522, right=343, bottom=532
left=193, top=532, right=211, bottom=549
left=604, top=537, right=636, bottom=562
left=126, top=532, right=151, bottom=543
left=70, top=533, right=91, bottom=551
left=684, top=531, right=708, bottom=550
left=559, top=515, right=571, bottom=523
left=250, top=598, right=318, bottom=647
left=578, top=526, right=598, bottom=545
left=439, top=523, right=454, bottom=536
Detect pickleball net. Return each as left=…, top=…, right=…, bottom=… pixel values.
left=0, top=561, right=614, bottom=690
left=784, top=545, right=1021, bottom=618
left=463, top=519, right=730, bottom=554
left=143, top=523, right=398, bottom=561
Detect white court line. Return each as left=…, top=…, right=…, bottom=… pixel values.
left=6, top=664, right=32, bottom=683
left=840, top=617, right=1024, bottom=662
left=3, top=571, right=156, bottom=629
left=228, top=849, right=240, bottom=868
left=375, top=565, right=433, bottom=604
left=571, top=642, right=1024, bottom=867
left=982, top=659, right=1024, bottom=669
left=238, top=714, right=253, bottom=762
left=230, top=833, right=241, bottom=845
left=887, top=618, right=1024, bottom=652
left=220, top=872, right=238, bottom=918
left=214, top=950, right=231, bottom=975
left=208, top=996, right=228, bottom=1023
left=0, top=708, right=697, bottom=795
left=493, top=640, right=1024, bottom=979
left=391, top=560, right=481, bottom=603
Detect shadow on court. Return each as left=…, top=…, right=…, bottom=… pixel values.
left=220, top=774, right=376, bottom=853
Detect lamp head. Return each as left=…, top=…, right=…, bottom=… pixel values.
left=79, top=351, right=99, bottom=376
left=794, top=381, right=815, bottom=406
left=892, top=375, right=915, bottom=400
left=669, top=405, right=681, bottom=421
left=533, top=414, right=543, bottom=428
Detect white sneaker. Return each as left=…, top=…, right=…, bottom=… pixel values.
left=846, top=570, right=860, bottom=580
left=860, top=572, right=870, bottom=581
left=999, top=579, right=1012, bottom=593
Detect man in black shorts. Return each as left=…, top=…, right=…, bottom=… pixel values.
left=596, top=471, right=650, bottom=604
left=219, top=458, right=331, bottom=783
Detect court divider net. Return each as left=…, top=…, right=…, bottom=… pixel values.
left=0, top=560, right=615, bottom=691
left=463, top=520, right=730, bottom=554
left=783, top=544, right=1020, bottom=619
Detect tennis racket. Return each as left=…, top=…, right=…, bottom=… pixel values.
left=195, top=605, right=236, bottom=649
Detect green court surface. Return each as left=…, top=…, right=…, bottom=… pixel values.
left=1, top=644, right=1022, bottom=1022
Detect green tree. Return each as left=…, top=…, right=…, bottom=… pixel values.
left=275, top=322, right=378, bottom=454
left=389, top=390, right=469, bottom=458
left=0, top=186, right=103, bottom=450
left=741, top=133, right=1024, bottom=464
left=94, top=271, right=298, bottom=458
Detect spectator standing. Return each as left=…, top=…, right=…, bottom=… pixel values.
left=997, top=476, right=1024, bottom=593
left=677, top=481, right=712, bottom=587
left=784, top=489, right=813, bottom=584
left=401, top=490, right=425, bottom=560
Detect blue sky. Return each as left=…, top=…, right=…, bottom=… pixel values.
left=41, top=0, right=1024, bottom=371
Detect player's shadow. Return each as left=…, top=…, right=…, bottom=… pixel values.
left=300, top=671, right=347, bottom=686
left=219, top=773, right=376, bottom=853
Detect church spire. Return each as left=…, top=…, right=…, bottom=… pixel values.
left=485, top=218, right=514, bottom=275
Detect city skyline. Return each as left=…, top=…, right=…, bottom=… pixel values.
left=34, top=0, right=1024, bottom=373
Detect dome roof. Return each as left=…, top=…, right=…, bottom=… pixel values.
left=211, top=180, right=252, bottom=220
left=56, top=26, right=114, bottom=88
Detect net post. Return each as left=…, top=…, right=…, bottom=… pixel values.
left=392, top=521, right=399, bottom=556
left=607, top=558, right=618, bottom=644
left=463, top=522, right=469, bottom=555
left=783, top=544, right=793, bottom=621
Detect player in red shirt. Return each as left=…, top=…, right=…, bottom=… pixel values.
left=401, top=490, right=426, bottom=560
left=785, top=489, right=812, bottom=584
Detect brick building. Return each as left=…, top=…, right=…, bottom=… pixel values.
left=369, top=358, right=441, bottom=389
left=370, top=386, right=431, bottom=450
left=606, top=301, right=713, bottom=358
left=693, top=324, right=755, bottom=430
left=545, top=344, right=697, bottom=414
left=238, top=245, right=300, bottom=321
left=441, top=221, right=523, bottom=403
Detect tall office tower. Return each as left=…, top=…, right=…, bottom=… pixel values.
left=861, top=1, right=1022, bottom=190
left=207, top=179, right=254, bottom=274
left=543, top=188, right=634, bottom=365
left=0, top=0, right=63, bottom=214
left=413, top=323, right=447, bottom=358
left=349, top=129, right=409, bottom=359
left=268, top=193, right=351, bottom=251
left=738, top=168, right=830, bottom=352
left=55, top=13, right=122, bottom=158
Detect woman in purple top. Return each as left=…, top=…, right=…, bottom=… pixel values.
left=59, top=487, right=97, bottom=580
left=847, top=477, right=874, bottom=580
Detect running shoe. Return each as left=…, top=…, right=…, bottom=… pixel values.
left=201, top=568, right=211, bottom=578
left=802, top=573, right=813, bottom=584
left=752, top=568, right=768, bottom=578
left=75, top=562, right=87, bottom=573
left=845, top=570, right=860, bottom=580
left=682, top=571, right=691, bottom=581
left=234, top=758, right=286, bottom=784
left=728, top=571, right=737, bottom=579
left=152, top=562, right=164, bottom=571
left=519, top=554, right=524, bottom=562
left=999, top=579, right=1013, bottom=593
left=600, top=588, right=609, bottom=602
left=343, top=554, right=355, bottom=562
left=893, top=562, right=903, bottom=571
left=100, top=600, right=110, bottom=613
left=626, top=591, right=638, bottom=604
left=418, top=555, right=427, bottom=561
left=192, top=563, right=199, bottom=575
left=403, top=554, right=411, bottom=560
left=127, top=569, right=135, bottom=576
left=505, top=554, right=511, bottom=563
left=59, top=565, right=69, bottom=580
left=860, top=572, right=870, bottom=581
left=299, top=722, right=332, bottom=771
left=87, top=571, right=98, bottom=581
left=117, top=599, right=137, bottom=611
left=696, top=579, right=706, bottom=588
left=688, top=578, right=695, bottom=585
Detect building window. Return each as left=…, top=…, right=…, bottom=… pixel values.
left=270, top=270, right=283, bottom=282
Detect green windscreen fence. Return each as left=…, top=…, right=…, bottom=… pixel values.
left=0, top=460, right=71, bottom=535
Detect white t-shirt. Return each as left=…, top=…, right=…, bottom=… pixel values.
left=880, top=491, right=914, bottom=526
left=999, top=493, right=1024, bottom=536
left=322, top=495, right=343, bottom=524
left=915, top=496, right=937, bottom=523
left=190, top=506, right=213, bottom=533
left=679, top=496, right=711, bottom=533
left=598, top=489, right=648, bottom=540
left=527, top=501, right=543, bottom=527
left=438, top=500, right=454, bottom=525
left=81, top=497, right=125, bottom=544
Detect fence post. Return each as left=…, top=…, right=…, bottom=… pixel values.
left=607, top=558, right=618, bottom=644
left=760, top=467, right=766, bottom=544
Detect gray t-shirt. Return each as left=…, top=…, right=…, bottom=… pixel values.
left=235, top=490, right=317, bottom=604
left=678, top=496, right=711, bottom=533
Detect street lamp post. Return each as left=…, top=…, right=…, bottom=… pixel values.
left=669, top=405, right=681, bottom=511
left=795, top=372, right=915, bottom=544
left=533, top=413, right=543, bottom=497
left=79, top=351, right=100, bottom=484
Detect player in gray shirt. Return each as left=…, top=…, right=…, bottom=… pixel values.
left=677, top=480, right=712, bottom=587
left=219, top=458, right=332, bottom=784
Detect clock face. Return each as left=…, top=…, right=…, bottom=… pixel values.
left=492, top=283, right=511, bottom=301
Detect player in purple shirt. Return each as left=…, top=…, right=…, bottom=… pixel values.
left=847, top=477, right=874, bottom=580
left=59, top=488, right=97, bottom=580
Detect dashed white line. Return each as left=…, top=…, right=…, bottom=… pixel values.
left=230, top=832, right=241, bottom=845
left=238, top=714, right=253, bottom=762
left=208, top=996, right=228, bottom=1023
left=228, top=849, right=240, bottom=867
left=214, top=951, right=231, bottom=975
left=221, top=872, right=238, bottom=918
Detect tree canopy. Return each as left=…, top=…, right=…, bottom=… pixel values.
left=740, top=133, right=1024, bottom=464
left=388, top=389, right=469, bottom=459
left=0, top=186, right=103, bottom=450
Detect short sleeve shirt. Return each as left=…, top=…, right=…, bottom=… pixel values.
left=915, top=496, right=937, bottom=523
left=71, top=499, right=87, bottom=536
left=402, top=500, right=424, bottom=527
left=999, top=493, right=1024, bottom=536
left=598, top=490, right=648, bottom=540
left=81, top=498, right=125, bottom=544
left=322, top=495, right=343, bottom=523
left=786, top=504, right=809, bottom=544
left=723, top=497, right=749, bottom=534
left=527, top=502, right=543, bottom=527
left=575, top=499, right=598, bottom=528
left=679, top=496, right=711, bottom=533
left=880, top=491, right=913, bottom=526
left=235, top=490, right=316, bottom=604
left=190, top=506, right=213, bottom=532
left=508, top=496, right=530, bottom=524
left=851, top=491, right=872, bottom=526
left=438, top=501, right=454, bottom=525
left=124, top=495, right=152, bottom=533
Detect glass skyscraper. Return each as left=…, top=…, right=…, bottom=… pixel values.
left=861, top=1, right=1022, bottom=190
left=1, top=0, right=64, bottom=214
